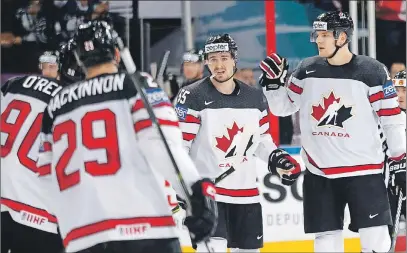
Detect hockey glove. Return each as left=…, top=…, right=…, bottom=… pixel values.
left=184, top=178, right=218, bottom=244
left=268, top=148, right=301, bottom=186
left=259, top=53, right=289, bottom=91
left=389, top=154, right=406, bottom=196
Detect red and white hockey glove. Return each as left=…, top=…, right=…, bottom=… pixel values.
left=259, top=53, right=289, bottom=91
left=268, top=148, right=301, bottom=186
left=389, top=153, right=406, bottom=196
left=184, top=178, right=218, bottom=244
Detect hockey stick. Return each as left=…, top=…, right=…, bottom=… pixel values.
left=214, top=125, right=256, bottom=185
left=117, top=40, right=213, bottom=253
left=389, top=190, right=404, bottom=252
left=155, top=50, right=172, bottom=98
left=156, top=50, right=170, bottom=81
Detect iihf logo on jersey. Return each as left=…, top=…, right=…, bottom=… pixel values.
left=311, top=92, right=353, bottom=128
left=215, top=122, right=253, bottom=161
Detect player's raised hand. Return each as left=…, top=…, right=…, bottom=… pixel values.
left=259, top=53, right=289, bottom=90
left=184, top=178, right=218, bottom=244
left=388, top=154, right=406, bottom=196
left=268, top=148, right=301, bottom=186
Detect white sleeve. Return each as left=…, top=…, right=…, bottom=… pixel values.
left=129, top=87, right=201, bottom=200
left=255, top=106, right=278, bottom=163
left=174, top=88, right=201, bottom=153
left=263, top=66, right=304, bottom=117
left=368, top=67, right=406, bottom=158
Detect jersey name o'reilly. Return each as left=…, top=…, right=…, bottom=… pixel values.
left=22, top=75, right=62, bottom=96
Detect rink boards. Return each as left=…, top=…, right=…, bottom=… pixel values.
left=175, top=147, right=404, bottom=252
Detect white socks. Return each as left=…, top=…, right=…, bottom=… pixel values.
left=314, top=230, right=344, bottom=252
left=359, top=225, right=391, bottom=252
left=196, top=237, right=227, bottom=252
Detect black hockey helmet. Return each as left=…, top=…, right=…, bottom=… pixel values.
left=38, top=50, right=59, bottom=70
left=203, top=34, right=238, bottom=61
left=59, top=39, right=85, bottom=84
left=393, top=70, right=406, bottom=88
left=311, top=11, right=354, bottom=43
left=73, top=20, right=120, bottom=68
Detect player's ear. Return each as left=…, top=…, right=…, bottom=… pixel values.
left=339, top=32, right=347, bottom=45
left=114, top=48, right=121, bottom=64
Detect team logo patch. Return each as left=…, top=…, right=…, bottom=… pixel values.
left=215, top=122, right=253, bottom=158
left=174, top=105, right=188, bottom=120
left=383, top=81, right=397, bottom=98
left=311, top=91, right=353, bottom=128
left=145, top=88, right=170, bottom=107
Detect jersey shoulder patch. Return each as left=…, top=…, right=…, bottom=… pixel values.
left=145, top=87, right=171, bottom=107
left=382, top=80, right=397, bottom=98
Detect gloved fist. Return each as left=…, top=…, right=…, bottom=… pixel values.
left=184, top=178, right=218, bottom=244
left=388, top=154, right=406, bottom=196
left=259, top=53, right=289, bottom=90
left=269, top=148, right=301, bottom=186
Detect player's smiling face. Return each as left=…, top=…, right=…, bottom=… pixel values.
left=315, top=31, right=336, bottom=57
left=206, top=52, right=235, bottom=82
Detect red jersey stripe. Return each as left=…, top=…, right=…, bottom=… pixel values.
left=215, top=187, right=259, bottom=197
left=288, top=82, right=303, bottom=95
left=63, top=216, right=175, bottom=247
left=1, top=198, right=57, bottom=223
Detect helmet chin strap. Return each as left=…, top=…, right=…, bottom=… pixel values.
left=327, top=39, right=347, bottom=59
left=212, top=66, right=238, bottom=83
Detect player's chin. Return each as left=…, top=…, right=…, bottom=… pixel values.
left=215, top=74, right=229, bottom=82
left=318, top=52, right=327, bottom=57
left=318, top=49, right=330, bottom=58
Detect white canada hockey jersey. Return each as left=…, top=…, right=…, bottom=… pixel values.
left=175, top=77, right=277, bottom=204
left=383, top=110, right=406, bottom=186
left=36, top=72, right=201, bottom=252
left=264, top=55, right=406, bottom=179
left=1, top=75, right=62, bottom=233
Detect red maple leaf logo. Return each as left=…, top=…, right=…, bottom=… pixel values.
left=215, top=122, right=243, bottom=153
left=311, top=92, right=341, bottom=121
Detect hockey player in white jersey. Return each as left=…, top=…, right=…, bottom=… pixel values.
left=0, top=40, right=83, bottom=253
left=259, top=11, right=406, bottom=252
left=36, top=20, right=218, bottom=253
left=393, top=70, right=406, bottom=113
left=387, top=70, right=406, bottom=241
left=174, top=34, right=300, bottom=252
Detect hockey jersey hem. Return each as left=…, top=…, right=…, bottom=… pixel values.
left=215, top=187, right=260, bottom=204
left=1, top=197, right=57, bottom=233
left=302, top=149, right=384, bottom=178
left=63, top=216, right=177, bottom=252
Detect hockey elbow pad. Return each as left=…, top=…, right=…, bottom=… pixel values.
left=184, top=178, right=218, bottom=244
